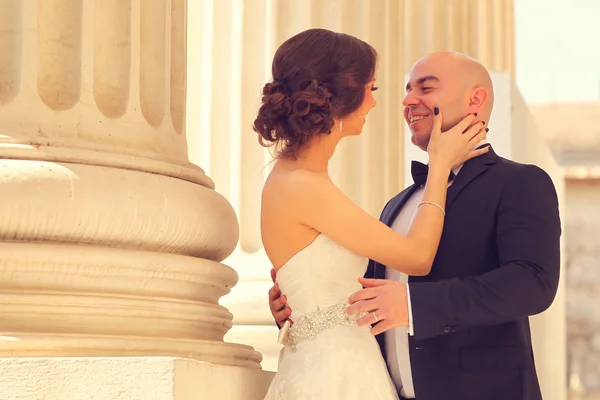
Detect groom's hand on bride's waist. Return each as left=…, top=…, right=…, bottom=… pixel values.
left=269, top=268, right=293, bottom=327
left=346, top=277, right=409, bottom=335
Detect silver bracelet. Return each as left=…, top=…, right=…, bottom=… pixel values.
left=418, top=201, right=446, bottom=215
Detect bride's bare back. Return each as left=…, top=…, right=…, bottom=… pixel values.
left=261, top=161, right=330, bottom=270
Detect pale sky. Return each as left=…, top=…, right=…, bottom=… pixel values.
left=515, top=0, right=600, bottom=103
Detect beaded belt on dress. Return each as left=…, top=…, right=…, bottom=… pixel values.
left=281, top=301, right=368, bottom=351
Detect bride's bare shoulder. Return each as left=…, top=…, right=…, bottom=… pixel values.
left=263, top=168, right=330, bottom=200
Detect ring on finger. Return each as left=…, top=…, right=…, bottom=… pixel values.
left=373, top=311, right=379, bottom=323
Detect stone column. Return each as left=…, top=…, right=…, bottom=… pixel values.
left=507, top=75, right=567, bottom=400
left=403, top=0, right=515, bottom=74
left=0, top=0, right=262, bottom=372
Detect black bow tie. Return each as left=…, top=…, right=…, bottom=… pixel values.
left=411, top=161, right=455, bottom=186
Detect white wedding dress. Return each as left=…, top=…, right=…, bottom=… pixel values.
left=264, top=234, right=399, bottom=399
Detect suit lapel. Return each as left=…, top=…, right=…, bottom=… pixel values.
left=371, top=185, right=419, bottom=280
left=445, top=145, right=497, bottom=211
left=381, top=185, right=419, bottom=226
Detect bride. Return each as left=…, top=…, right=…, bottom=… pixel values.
left=253, top=28, right=487, bottom=399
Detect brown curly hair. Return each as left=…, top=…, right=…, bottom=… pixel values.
left=253, top=28, right=377, bottom=158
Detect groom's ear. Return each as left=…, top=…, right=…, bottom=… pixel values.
left=468, top=87, right=488, bottom=112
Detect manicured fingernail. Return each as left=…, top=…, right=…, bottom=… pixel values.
left=474, top=113, right=478, bottom=116
left=482, top=121, right=485, bottom=125
left=485, top=128, right=489, bottom=132
left=434, top=107, right=439, bottom=115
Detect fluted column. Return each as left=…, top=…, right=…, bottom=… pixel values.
left=404, top=0, right=515, bottom=74
left=0, top=0, right=261, bottom=369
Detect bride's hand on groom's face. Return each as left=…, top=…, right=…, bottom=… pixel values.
left=346, top=277, right=409, bottom=335
left=269, top=268, right=293, bottom=326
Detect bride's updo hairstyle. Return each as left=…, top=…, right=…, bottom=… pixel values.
left=253, top=28, right=377, bottom=158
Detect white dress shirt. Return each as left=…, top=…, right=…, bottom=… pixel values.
left=384, top=163, right=465, bottom=398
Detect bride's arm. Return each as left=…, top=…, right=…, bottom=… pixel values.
left=288, top=168, right=448, bottom=276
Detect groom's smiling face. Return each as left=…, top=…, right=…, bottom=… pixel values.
left=402, top=53, right=470, bottom=151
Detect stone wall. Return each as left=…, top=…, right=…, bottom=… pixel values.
left=566, top=179, right=600, bottom=397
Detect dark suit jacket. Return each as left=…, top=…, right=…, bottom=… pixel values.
left=365, top=147, right=561, bottom=400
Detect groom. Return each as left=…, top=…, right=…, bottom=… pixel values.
left=268, top=51, right=561, bottom=400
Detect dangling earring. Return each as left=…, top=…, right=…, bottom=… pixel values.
left=339, top=119, right=343, bottom=133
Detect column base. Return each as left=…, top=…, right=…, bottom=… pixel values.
left=225, top=325, right=281, bottom=372
left=0, top=334, right=262, bottom=369
left=0, top=357, right=274, bottom=400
